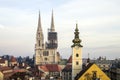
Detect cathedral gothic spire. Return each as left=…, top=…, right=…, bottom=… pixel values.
left=37, top=11, right=42, bottom=32
left=50, top=10, right=55, bottom=32
left=35, top=11, right=60, bottom=65
left=72, top=23, right=83, bottom=47
left=36, top=11, right=44, bottom=49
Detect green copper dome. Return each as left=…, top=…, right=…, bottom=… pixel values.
left=71, top=23, right=83, bottom=47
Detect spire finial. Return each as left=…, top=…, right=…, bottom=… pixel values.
left=88, top=53, right=90, bottom=58
left=87, top=53, right=90, bottom=63
left=75, top=23, right=79, bottom=32
left=51, top=10, right=55, bottom=32
left=71, top=23, right=83, bottom=47
left=37, top=11, right=42, bottom=32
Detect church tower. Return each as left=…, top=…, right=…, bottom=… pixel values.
left=35, top=11, right=60, bottom=65
left=46, top=11, right=58, bottom=49
left=35, top=12, right=44, bottom=65
left=44, top=11, right=59, bottom=64
left=72, top=23, right=83, bottom=80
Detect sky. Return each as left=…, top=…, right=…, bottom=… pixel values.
left=0, top=0, right=120, bottom=59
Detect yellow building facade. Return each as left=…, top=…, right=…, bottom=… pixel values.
left=75, top=63, right=110, bottom=80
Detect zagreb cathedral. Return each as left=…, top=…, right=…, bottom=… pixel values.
left=35, top=11, right=61, bottom=65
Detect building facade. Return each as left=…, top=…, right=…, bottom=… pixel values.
left=35, top=11, right=61, bottom=65
left=110, top=60, right=120, bottom=80
left=62, top=56, right=72, bottom=80
left=0, top=58, right=8, bottom=67
left=75, top=63, right=111, bottom=80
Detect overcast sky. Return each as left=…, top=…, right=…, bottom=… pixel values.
left=0, top=0, right=120, bottom=59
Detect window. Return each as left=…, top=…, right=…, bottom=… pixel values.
left=76, top=53, right=79, bottom=57
left=76, top=61, right=79, bottom=65
left=44, top=58, right=47, bottom=61
left=43, top=51, right=49, bottom=56
left=39, top=40, right=40, bottom=46
left=38, top=33, right=40, bottom=37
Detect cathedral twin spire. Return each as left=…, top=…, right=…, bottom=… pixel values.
left=36, top=11, right=44, bottom=49
left=37, top=11, right=55, bottom=33
left=36, top=11, right=56, bottom=49
left=37, top=11, right=42, bottom=32
left=37, top=11, right=83, bottom=49
left=51, top=10, right=55, bottom=32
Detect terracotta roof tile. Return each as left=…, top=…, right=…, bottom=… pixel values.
left=62, top=65, right=72, bottom=72
left=39, top=65, right=49, bottom=72
left=67, top=55, right=72, bottom=63
left=0, top=66, right=12, bottom=71
left=39, top=64, right=61, bottom=72
left=46, top=64, right=61, bottom=72
left=0, top=58, right=6, bottom=63
left=10, top=56, right=17, bottom=62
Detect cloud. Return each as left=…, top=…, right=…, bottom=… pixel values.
left=0, top=24, right=5, bottom=29
left=0, top=0, right=120, bottom=59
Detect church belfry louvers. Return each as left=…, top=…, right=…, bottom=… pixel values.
left=35, top=11, right=60, bottom=65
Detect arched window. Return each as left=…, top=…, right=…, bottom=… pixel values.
left=76, top=61, right=79, bottom=65
left=76, top=53, right=79, bottom=57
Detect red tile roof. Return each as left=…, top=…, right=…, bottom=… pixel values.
left=46, top=64, right=61, bottom=72
left=39, top=64, right=62, bottom=72
left=10, top=56, right=17, bottom=62
left=0, top=58, right=6, bottom=63
left=62, top=64, right=72, bottom=72
left=0, top=66, right=12, bottom=71
left=13, top=69, right=26, bottom=73
left=67, top=55, right=72, bottom=63
left=39, top=65, right=49, bottom=72
left=0, top=66, right=13, bottom=79
left=62, top=55, right=72, bottom=72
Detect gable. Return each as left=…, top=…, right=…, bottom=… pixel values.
left=77, top=64, right=110, bottom=80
